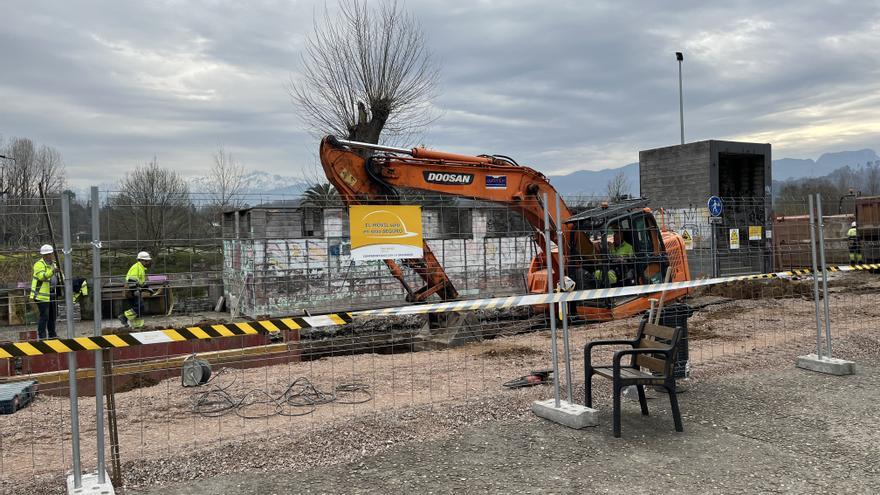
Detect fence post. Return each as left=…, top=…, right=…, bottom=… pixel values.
left=807, top=195, right=823, bottom=359
left=62, top=191, right=83, bottom=488
left=815, top=194, right=833, bottom=357
left=541, top=193, right=560, bottom=408
left=796, top=194, right=855, bottom=376
left=91, top=186, right=107, bottom=483
left=554, top=193, right=573, bottom=403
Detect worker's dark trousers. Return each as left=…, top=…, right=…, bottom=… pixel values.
left=125, top=292, right=143, bottom=319
left=36, top=301, right=57, bottom=339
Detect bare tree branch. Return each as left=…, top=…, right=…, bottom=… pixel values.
left=289, top=0, right=440, bottom=145
left=111, top=158, right=191, bottom=251
left=207, top=146, right=247, bottom=210
left=605, top=171, right=631, bottom=202
left=0, top=137, right=66, bottom=247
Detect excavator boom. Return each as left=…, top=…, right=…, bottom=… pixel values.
left=320, top=136, right=571, bottom=302
left=319, top=136, right=690, bottom=321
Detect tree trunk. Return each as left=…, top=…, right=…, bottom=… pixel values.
left=347, top=101, right=390, bottom=146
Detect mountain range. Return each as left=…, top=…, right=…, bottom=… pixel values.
left=57, top=147, right=864, bottom=204
left=219, top=149, right=877, bottom=200
left=68, top=147, right=877, bottom=203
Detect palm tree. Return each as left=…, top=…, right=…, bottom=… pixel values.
left=302, top=182, right=342, bottom=208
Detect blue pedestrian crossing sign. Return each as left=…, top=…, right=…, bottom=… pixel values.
left=708, top=196, right=723, bottom=217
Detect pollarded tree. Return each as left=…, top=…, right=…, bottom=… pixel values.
left=290, top=0, right=440, bottom=145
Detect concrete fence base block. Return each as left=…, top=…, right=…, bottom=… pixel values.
left=67, top=471, right=115, bottom=495
left=532, top=398, right=599, bottom=429
left=796, top=354, right=856, bottom=376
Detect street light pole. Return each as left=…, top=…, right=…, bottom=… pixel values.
left=676, top=52, right=684, bottom=145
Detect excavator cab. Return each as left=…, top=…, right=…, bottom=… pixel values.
left=564, top=199, right=678, bottom=320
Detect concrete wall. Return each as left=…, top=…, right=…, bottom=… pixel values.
left=639, top=141, right=712, bottom=208
left=223, top=208, right=537, bottom=317
left=640, top=140, right=773, bottom=276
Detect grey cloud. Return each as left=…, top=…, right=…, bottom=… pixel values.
left=0, top=0, right=878, bottom=185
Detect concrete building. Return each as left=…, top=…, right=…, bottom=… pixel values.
left=639, top=140, right=772, bottom=277
left=221, top=202, right=535, bottom=318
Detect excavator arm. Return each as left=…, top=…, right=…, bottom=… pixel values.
left=319, top=136, right=573, bottom=302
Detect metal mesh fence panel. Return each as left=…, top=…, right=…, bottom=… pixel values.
left=2, top=191, right=878, bottom=493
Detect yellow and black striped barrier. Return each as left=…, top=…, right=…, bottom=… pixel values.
left=2, top=262, right=878, bottom=359
left=0, top=313, right=353, bottom=359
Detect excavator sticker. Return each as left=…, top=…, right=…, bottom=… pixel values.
left=423, top=171, right=474, bottom=185
left=350, top=205, right=423, bottom=261
left=485, top=175, right=507, bottom=189
left=339, top=167, right=358, bottom=187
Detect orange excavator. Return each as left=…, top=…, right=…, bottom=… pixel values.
left=319, top=136, right=691, bottom=323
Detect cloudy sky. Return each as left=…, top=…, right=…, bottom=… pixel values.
left=1, top=0, right=879, bottom=186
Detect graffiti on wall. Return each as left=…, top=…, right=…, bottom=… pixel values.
left=223, top=235, right=536, bottom=317
left=661, top=207, right=711, bottom=248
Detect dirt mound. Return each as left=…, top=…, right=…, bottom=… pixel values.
left=115, top=373, right=162, bottom=393
left=479, top=344, right=542, bottom=359
left=704, top=279, right=812, bottom=300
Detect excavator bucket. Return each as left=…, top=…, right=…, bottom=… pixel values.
left=413, top=311, right=483, bottom=351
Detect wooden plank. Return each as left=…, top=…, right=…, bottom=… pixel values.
left=643, top=323, right=675, bottom=340
left=635, top=354, right=667, bottom=373
left=637, top=338, right=668, bottom=350
left=593, top=367, right=656, bottom=380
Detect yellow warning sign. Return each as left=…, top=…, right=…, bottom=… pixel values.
left=350, top=205, right=423, bottom=261
left=681, top=228, right=694, bottom=250
left=729, top=229, right=740, bottom=249
left=749, top=226, right=762, bottom=241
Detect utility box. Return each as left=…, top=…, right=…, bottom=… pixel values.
left=639, top=140, right=772, bottom=277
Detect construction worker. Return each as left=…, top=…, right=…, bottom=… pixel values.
left=31, top=244, right=58, bottom=339
left=594, top=225, right=635, bottom=286
left=848, top=221, right=862, bottom=266
left=119, top=251, right=153, bottom=328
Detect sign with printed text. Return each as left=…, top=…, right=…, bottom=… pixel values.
left=681, top=228, right=694, bottom=250
left=485, top=175, right=507, bottom=189
left=766, top=229, right=772, bottom=239
left=748, top=226, right=762, bottom=241
left=729, top=228, right=740, bottom=249
left=349, top=205, right=423, bottom=261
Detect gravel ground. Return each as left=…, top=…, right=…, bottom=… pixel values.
left=1, top=273, right=879, bottom=494
left=131, top=333, right=880, bottom=495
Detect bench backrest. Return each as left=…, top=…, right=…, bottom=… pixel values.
left=634, top=322, right=681, bottom=377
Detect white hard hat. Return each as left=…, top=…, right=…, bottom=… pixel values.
left=137, top=251, right=152, bottom=261
left=39, top=244, right=54, bottom=255
left=852, top=221, right=857, bottom=227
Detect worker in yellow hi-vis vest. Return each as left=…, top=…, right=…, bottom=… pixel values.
left=119, top=251, right=154, bottom=328
left=31, top=244, right=58, bottom=339
left=594, top=225, right=635, bottom=286
left=847, top=221, right=862, bottom=266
